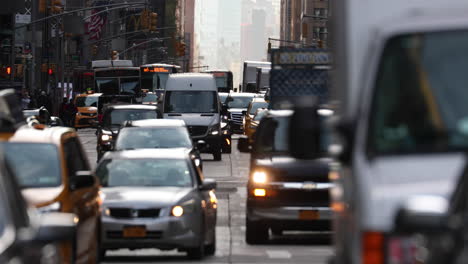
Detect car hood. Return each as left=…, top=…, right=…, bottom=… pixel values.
left=359, top=153, right=465, bottom=231
left=163, top=113, right=219, bottom=126
left=102, top=187, right=193, bottom=208
left=22, top=186, right=63, bottom=206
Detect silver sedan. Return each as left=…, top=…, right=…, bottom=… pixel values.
left=96, top=149, right=217, bottom=260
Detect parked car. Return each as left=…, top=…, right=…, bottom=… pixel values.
left=0, top=126, right=101, bottom=264
left=224, top=92, right=256, bottom=134
left=96, top=149, right=217, bottom=259
left=96, top=104, right=160, bottom=160
left=162, top=73, right=223, bottom=161
left=114, top=119, right=204, bottom=170
left=238, top=109, right=334, bottom=244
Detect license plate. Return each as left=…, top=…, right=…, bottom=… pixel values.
left=299, top=210, right=320, bottom=220
left=123, top=226, right=146, bottom=238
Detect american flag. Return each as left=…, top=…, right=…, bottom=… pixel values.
left=88, top=0, right=110, bottom=40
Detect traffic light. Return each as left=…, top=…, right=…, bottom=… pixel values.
left=140, top=9, right=149, bottom=29
left=149, top=12, right=158, bottom=31
left=39, top=0, right=47, bottom=13
left=48, top=68, right=54, bottom=76
left=6, top=66, right=11, bottom=75
left=50, top=0, right=63, bottom=14
left=91, top=45, right=98, bottom=56
left=111, top=50, right=119, bottom=60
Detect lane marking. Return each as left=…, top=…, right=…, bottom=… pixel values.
left=266, top=250, right=292, bottom=259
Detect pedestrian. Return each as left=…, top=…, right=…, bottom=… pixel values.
left=59, top=97, right=68, bottom=121
left=21, top=91, right=31, bottom=109
left=37, top=91, right=48, bottom=109
left=65, top=98, right=77, bottom=127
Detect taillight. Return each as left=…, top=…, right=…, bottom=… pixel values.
left=363, top=231, right=384, bottom=264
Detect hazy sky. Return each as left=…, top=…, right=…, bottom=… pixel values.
left=195, top=0, right=280, bottom=86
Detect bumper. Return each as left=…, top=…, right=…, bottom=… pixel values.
left=100, top=215, right=201, bottom=250
left=247, top=205, right=333, bottom=230
left=229, top=122, right=243, bottom=133
left=75, top=115, right=97, bottom=127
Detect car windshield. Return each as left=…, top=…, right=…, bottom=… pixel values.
left=215, top=76, right=228, bottom=89
left=76, top=96, right=98, bottom=107
left=105, top=109, right=157, bottom=126
left=116, top=127, right=192, bottom=150
left=219, top=94, right=228, bottom=103
left=120, top=78, right=140, bottom=95
left=370, top=31, right=468, bottom=154
left=96, top=78, right=119, bottom=94
left=142, top=94, right=157, bottom=103
left=164, top=91, right=218, bottom=113
left=23, top=110, right=39, bottom=118
left=1, top=143, right=61, bottom=188
left=250, top=101, right=269, bottom=114
left=227, top=96, right=254, bottom=108
left=96, top=159, right=193, bottom=187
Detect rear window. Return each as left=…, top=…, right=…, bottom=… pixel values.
left=116, top=127, right=192, bottom=150
left=104, top=109, right=158, bottom=126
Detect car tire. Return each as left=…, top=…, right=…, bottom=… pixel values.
left=186, top=240, right=205, bottom=260
left=245, top=218, right=268, bottom=244
left=223, top=145, right=232, bottom=154
left=205, top=228, right=216, bottom=256
left=213, top=150, right=222, bottom=161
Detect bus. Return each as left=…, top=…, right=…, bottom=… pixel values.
left=94, top=67, right=141, bottom=96
left=140, top=63, right=181, bottom=91
left=203, top=70, right=233, bottom=93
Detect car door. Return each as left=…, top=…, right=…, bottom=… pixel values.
left=62, top=134, right=99, bottom=262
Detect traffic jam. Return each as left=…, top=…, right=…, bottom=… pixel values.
left=3, top=0, right=468, bottom=263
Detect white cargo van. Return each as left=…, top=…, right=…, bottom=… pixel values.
left=328, top=1, right=468, bottom=263
left=162, top=73, right=223, bottom=160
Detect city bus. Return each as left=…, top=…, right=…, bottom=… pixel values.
left=203, top=70, right=233, bottom=93
left=140, top=63, right=181, bottom=91
left=94, top=67, right=141, bottom=96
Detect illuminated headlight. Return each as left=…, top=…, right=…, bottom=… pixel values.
left=252, top=171, right=267, bottom=184
left=37, top=202, right=61, bottom=213
left=208, top=125, right=220, bottom=135
left=211, top=130, right=219, bottom=135
left=104, top=208, right=111, bottom=216
left=221, top=122, right=227, bottom=128
left=101, top=134, right=112, bottom=141
left=194, top=158, right=201, bottom=167
left=171, top=199, right=195, bottom=217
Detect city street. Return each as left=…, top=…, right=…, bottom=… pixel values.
left=78, top=128, right=333, bottom=264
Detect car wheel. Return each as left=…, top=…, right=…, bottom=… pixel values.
left=223, top=145, right=232, bottom=154
left=213, top=150, right=222, bottom=161
left=246, top=218, right=268, bottom=244
left=186, top=240, right=205, bottom=260
left=205, top=228, right=216, bottom=256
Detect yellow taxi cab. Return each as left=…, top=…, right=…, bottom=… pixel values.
left=245, top=108, right=268, bottom=143
left=243, top=98, right=268, bottom=136
left=0, top=126, right=101, bottom=264
left=74, top=92, right=102, bottom=128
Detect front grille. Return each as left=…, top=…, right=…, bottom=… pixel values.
left=108, top=208, right=160, bottom=218
left=187, top=126, right=207, bottom=137
left=107, top=231, right=163, bottom=239
left=80, top=112, right=97, bottom=117
left=230, top=113, right=243, bottom=125
left=254, top=188, right=330, bottom=207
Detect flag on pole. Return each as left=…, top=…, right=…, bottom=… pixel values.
left=88, top=0, right=110, bottom=40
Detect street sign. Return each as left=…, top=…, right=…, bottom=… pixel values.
left=15, top=14, right=31, bottom=24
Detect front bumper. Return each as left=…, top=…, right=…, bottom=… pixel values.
left=100, top=215, right=201, bottom=250
left=247, top=205, right=333, bottom=231
left=74, top=115, right=97, bottom=127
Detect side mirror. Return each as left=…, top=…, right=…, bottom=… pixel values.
left=33, top=212, right=76, bottom=244
left=196, top=140, right=207, bottom=150
left=200, top=178, right=217, bottom=191
left=237, top=136, right=251, bottom=153
left=394, top=195, right=453, bottom=235
left=70, top=171, right=96, bottom=190
left=330, top=117, right=355, bottom=164
left=289, top=97, right=321, bottom=159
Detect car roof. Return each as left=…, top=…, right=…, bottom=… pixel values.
left=166, top=73, right=216, bottom=91
left=228, top=93, right=256, bottom=97
left=101, top=149, right=190, bottom=160
left=106, top=104, right=158, bottom=110
left=124, top=119, right=186, bottom=127
left=6, top=126, right=75, bottom=145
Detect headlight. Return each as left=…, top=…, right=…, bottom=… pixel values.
left=171, top=206, right=184, bottom=217
left=211, top=130, right=219, bottom=135
left=194, top=158, right=201, bottom=167
left=101, top=134, right=112, bottom=141
left=37, top=202, right=61, bottom=213
left=252, top=171, right=267, bottom=184
left=221, top=122, right=227, bottom=128
left=104, top=208, right=111, bottom=216
left=208, top=124, right=221, bottom=135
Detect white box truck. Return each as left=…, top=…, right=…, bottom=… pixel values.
left=241, top=61, right=271, bottom=93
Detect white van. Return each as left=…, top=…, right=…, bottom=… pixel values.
left=328, top=0, right=468, bottom=263
left=162, top=73, right=223, bottom=160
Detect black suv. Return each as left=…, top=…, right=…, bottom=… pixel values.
left=238, top=109, right=333, bottom=244
left=96, top=104, right=160, bottom=160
